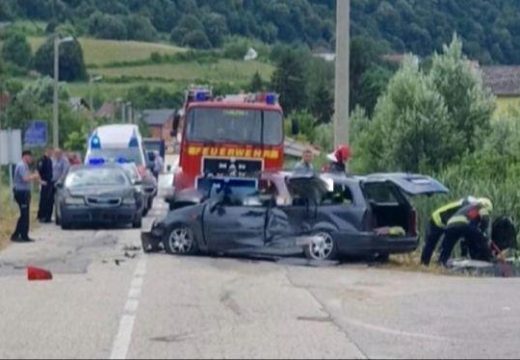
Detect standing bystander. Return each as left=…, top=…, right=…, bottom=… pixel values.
left=37, top=148, right=54, bottom=223
left=11, top=150, right=42, bottom=242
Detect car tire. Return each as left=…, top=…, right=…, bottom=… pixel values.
left=373, top=253, right=390, bottom=263
left=163, top=225, right=198, bottom=256
left=133, top=215, right=143, bottom=229
left=304, top=231, right=338, bottom=261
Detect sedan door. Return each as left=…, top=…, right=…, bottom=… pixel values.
left=203, top=198, right=268, bottom=253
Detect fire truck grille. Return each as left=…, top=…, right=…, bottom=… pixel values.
left=203, top=158, right=262, bottom=177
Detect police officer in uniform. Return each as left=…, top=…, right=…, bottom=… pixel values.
left=37, top=147, right=54, bottom=223
left=11, top=150, right=42, bottom=242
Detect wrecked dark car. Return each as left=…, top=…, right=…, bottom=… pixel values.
left=141, top=172, right=448, bottom=260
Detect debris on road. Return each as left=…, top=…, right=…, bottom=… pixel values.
left=27, top=266, right=53, bottom=281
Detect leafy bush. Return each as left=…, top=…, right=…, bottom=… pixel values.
left=1, top=31, right=32, bottom=68
left=33, top=36, right=87, bottom=81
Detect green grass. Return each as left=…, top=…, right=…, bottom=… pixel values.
left=65, top=81, right=186, bottom=99
left=0, top=186, right=15, bottom=250
left=93, top=60, right=274, bottom=82
left=28, top=37, right=186, bottom=66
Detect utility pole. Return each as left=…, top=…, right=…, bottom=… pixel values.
left=127, top=102, right=133, bottom=124
left=121, top=102, right=126, bottom=123
left=53, top=35, right=74, bottom=148
left=53, top=36, right=59, bottom=148
left=334, top=0, right=350, bottom=148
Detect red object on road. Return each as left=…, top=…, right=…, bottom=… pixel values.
left=27, top=266, right=53, bottom=281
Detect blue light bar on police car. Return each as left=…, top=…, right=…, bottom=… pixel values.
left=129, top=130, right=139, bottom=148
left=90, top=133, right=101, bottom=149
left=88, top=157, right=105, bottom=166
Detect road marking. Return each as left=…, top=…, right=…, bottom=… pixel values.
left=110, top=257, right=147, bottom=360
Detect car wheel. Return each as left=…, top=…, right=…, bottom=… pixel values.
left=373, top=253, right=390, bottom=263
left=133, top=215, right=143, bottom=229
left=163, top=225, right=198, bottom=255
left=304, top=232, right=337, bottom=261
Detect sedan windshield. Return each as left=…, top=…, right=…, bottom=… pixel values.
left=186, top=108, right=283, bottom=146
left=65, top=168, right=130, bottom=187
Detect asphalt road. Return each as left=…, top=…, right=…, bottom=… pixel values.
left=1, top=189, right=520, bottom=358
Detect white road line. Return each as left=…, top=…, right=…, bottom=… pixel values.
left=110, top=257, right=147, bottom=360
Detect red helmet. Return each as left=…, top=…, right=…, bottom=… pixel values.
left=328, top=145, right=351, bottom=163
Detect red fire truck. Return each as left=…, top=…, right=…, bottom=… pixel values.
left=166, top=86, right=285, bottom=208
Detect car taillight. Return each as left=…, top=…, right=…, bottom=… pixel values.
left=409, top=209, right=418, bottom=236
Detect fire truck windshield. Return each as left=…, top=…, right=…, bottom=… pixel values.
left=186, top=108, right=283, bottom=146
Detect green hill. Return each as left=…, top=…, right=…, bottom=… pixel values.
left=4, top=1, right=520, bottom=64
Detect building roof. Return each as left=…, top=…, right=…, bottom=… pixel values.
left=480, top=66, right=520, bottom=96
left=142, top=109, right=175, bottom=126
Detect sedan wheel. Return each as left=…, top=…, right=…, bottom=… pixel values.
left=305, top=232, right=337, bottom=261
left=164, top=226, right=197, bottom=255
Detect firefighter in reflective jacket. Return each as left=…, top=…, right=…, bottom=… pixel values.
left=438, top=198, right=493, bottom=266
left=420, top=196, right=478, bottom=265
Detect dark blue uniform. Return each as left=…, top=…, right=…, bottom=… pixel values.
left=12, top=161, right=32, bottom=241
left=37, top=154, right=54, bottom=222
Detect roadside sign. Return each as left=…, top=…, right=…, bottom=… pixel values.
left=24, top=120, right=48, bottom=148
left=0, top=129, right=22, bottom=165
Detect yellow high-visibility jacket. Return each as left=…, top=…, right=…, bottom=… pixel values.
left=431, top=197, right=474, bottom=228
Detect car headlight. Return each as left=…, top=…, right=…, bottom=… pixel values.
left=123, top=197, right=136, bottom=205
left=65, top=197, right=85, bottom=206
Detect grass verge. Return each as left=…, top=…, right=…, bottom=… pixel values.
left=0, top=188, right=39, bottom=251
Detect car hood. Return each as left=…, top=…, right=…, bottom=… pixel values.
left=161, top=203, right=204, bottom=225
left=67, top=186, right=134, bottom=198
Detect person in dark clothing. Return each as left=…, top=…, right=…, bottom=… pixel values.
left=11, top=150, right=42, bottom=243
left=438, top=198, right=493, bottom=266
left=420, top=196, right=478, bottom=266
left=37, top=148, right=54, bottom=223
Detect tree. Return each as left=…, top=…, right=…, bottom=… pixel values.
left=124, top=15, right=158, bottom=42
left=170, top=14, right=206, bottom=45
left=353, top=57, right=455, bottom=173
left=271, top=49, right=307, bottom=114
left=87, top=12, right=127, bottom=40
left=181, top=30, right=212, bottom=49
left=308, top=80, right=333, bottom=124
left=202, top=12, right=229, bottom=47
left=428, top=35, right=495, bottom=154
left=1, top=31, right=32, bottom=68
left=249, top=71, right=264, bottom=92
left=33, top=36, right=87, bottom=81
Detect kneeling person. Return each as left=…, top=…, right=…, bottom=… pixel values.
left=438, top=198, right=493, bottom=266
